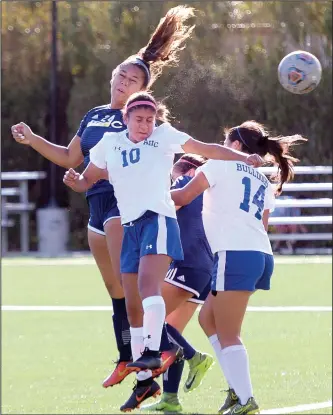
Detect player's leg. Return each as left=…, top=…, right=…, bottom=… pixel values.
left=127, top=214, right=183, bottom=372
left=87, top=227, right=131, bottom=387
left=119, top=229, right=162, bottom=412
left=87, top=194, right=132, bottom=387
left=210, top=251, right=267, bottom=414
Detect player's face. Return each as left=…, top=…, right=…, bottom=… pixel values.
left=110, top=64, right=146, bottom=105
left=125, top=108, right=156, bottom=142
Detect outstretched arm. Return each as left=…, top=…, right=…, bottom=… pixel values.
left=11, top=122, right=84, bottom=168
left=171, top=172, right=210, bottom=206
left=182, top=138, right=263, bottom=167
left=63, top=162, right=107, bottom=193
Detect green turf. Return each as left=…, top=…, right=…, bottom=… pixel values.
left=2, top=262, right=332, bottom=306
left=1, top=258, right=332, bottom=414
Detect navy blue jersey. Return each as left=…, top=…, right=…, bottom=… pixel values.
left=77, top=105, right=126, bottom=197
left=172, top=175, right=213, bottom=273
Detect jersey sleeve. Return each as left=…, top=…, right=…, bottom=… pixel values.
left=155, top=123, right=191, bottom=154
left=76, top=110, right=90, bottom=137
left=89, top=135, right=107, bottom=169
left=196, top=160, right=225, bottom=188
left=264, top=181, right=276, bottom=212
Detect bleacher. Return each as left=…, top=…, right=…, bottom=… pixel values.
left=1, top=167, right=332, bottom=255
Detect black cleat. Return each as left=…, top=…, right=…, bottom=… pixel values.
left=127, top=348, right=162, bottom=371
left=120, top=379, right=161, bottom=412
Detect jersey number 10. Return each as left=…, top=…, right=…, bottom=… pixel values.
left=239, top=176, right=266, bottom=220
left=121, top=149, right=141, bottom=167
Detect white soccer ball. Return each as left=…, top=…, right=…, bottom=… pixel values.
left=278, top=50, right=322, bottom=94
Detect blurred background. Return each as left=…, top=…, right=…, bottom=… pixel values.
left=1, top=0, right=332, bottom=255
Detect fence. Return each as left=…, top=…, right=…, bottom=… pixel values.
left=1, top=167, right=332, bottom=255
left=1, top=171, right=46, bottom=255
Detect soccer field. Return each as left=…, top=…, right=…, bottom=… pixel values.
left=2, top=256, right=332, bottom=414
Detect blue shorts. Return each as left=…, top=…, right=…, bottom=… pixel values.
left=87, top=193, right=120, bottom=235
left=165, top=266, right=212, bottom=302
left=120, top=211, right=183, bottom=274
left=211, top=250, right=274, bottom=293
left=188, top=280, right=211, bottom=305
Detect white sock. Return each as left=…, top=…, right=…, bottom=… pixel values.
left=219, top=345, right=253, bottom=405
left=130, top=326, right=152, bottom=381
left=209, top=334, right=233, bottom=389
left=142, top=296, right=166, bottom=351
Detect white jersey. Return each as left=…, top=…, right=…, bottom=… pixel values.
left=89, top=123, right=190, bottom=224
left=197, top=160, right=275, bottom=255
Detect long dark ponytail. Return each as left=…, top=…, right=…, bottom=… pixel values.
left=225, top=120, right=307, bottom=195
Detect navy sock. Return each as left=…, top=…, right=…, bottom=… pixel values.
left=111, top=297, right=132, bottom=361
left=163, top=359, right=185, bottom=394
left=160, top=323, right=172, bottom=352
left=166, top=323, right=196, bottom=360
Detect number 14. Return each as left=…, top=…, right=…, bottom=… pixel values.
left=239, top=176, right=266, bottom=220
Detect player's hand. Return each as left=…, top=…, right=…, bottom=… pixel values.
left=63, top=168, right=80, bottom=188
left=11, top=122, right=33, bottom=145
left=246, top=154, right=264, bottom=168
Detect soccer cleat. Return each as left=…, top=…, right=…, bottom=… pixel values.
left=218, top=389, right=239, bottom=413
left=152, top=344, right=183, bottom=378
left=102, top=360, right=134, bottom=388
left=183, top=351, right=214, bottom=393
left=127, top=348, right=162, bottom=372
left=224, top=397, right=260, bottom=414
left=120, top=379, right=161, bottom=412
left=141, top=392, right=183, bottom=413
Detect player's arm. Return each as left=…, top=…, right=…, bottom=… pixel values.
left=262, top=209, right=270, bottom=232
left=11, top=122, right=84, bottom=168
left=182, top=138, right=263, bottom=168
left=171, top=172, right=209, bottom=207
left=63, top=162, right=107, bottom=193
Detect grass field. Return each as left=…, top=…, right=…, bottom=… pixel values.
left=2, top=256, right=332, bottom=414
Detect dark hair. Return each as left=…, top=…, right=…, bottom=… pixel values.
left=225, top=120, right=307, bottom=195
left=122, top=91, right=170, bottom=123
left=174, top=153, right=207, bottom=175
left=121, top=5, right=195, bottom=87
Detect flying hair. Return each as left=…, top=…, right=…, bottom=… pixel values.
left=123, top=5, right=195, bottom=87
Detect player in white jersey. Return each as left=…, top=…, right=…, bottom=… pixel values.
left=63, top=94, right=263, bottom=411
left=171, top=120, right=307, bottom=414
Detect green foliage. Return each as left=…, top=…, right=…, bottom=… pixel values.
left=2, top=1, right=332, bottom=250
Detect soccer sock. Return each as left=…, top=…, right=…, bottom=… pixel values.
left=130, top=326, right=152, bottom=381
left=160, top=323, right=172, bottom=352
left=142, top=296, right=166, bottom=352
left=111, top=297, right=132, bottom=361
left=209, top=334, right=233, bottom=389
left=163, top=359, right=185, bottom=394
left=219, top=345, right=253, bottom=405
left=166, top=323, right=196, bottom=360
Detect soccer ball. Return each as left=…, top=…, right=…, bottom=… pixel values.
left=278, top=50, right=322, bottom=94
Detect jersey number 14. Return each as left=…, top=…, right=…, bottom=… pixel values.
left=239, top=176, right=266, bottom=220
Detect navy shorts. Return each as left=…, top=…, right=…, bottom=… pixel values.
left=87, top=193, right=120, bottom=235
left=165, top=266, right=212, bottom=303
left=211, top=250, right=274, bottom=293
left=189, top=281, right=211, bottom=304
left=120, top=211, right=184, bottom=274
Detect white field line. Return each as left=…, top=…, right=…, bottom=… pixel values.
left=1, top=256, right=332, bottom=267
left=1, top=305, right=332, bottom=312
left=262, top=400, right=332, bottom=414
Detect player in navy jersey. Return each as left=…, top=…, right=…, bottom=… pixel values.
left=143, top=154, right=214, bottom=413
left=11, top=5, right=197, bottom=388
left=63, top=92, right=264, bottom=411
left=171, top=121, right=306, bottom=415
